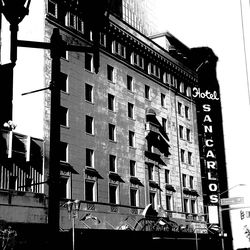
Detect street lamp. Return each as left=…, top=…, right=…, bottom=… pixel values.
left=0, top=0, right=31, bottom=125
left=219, top=183, right=246, bottom=197
left=194, top=228, right=199, bottom=250
left=66, top=200, right=81, bottom=250
left=218, top=183, right=246, bottom=250
left=0, top=0, right=31, bottom=64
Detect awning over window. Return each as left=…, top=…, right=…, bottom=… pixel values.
left=165, top=184, right=176, bottom=192
left=85, top=167, right=103, bottom=179
left=183, top=188, right=199, bottom=196
left=130, top=176, right=144, bottom=186
left=145, top=151, right=166, bottom=166
left=149, top=180, right=161, bottom=190
left=109, top=172, right=124, bottom=182
left=60, top=162, right=79, bottom=174
left=145, top=123, right=171, bottom=158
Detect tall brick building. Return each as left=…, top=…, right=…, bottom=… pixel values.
left=0, top=0, right=228, bottom=249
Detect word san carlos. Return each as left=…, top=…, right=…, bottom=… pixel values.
left=202, top=103, right=219, bottom=204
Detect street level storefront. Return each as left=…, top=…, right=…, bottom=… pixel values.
left=0, top=197, right=222, bottom=250
left=1, top=216, right=222, bottom=250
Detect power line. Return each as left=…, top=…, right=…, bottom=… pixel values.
left=240, top=0, right=250, bottom=105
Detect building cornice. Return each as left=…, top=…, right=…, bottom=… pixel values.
left=109, top=15, right=198, bottom=83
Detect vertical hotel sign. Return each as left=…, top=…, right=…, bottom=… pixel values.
left=193, top=86, right=220, bottom=222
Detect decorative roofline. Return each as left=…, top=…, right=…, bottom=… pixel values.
left=109, top=15, right=198, bottom=83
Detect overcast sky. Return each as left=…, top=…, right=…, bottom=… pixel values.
left=152, top=0, right=250, bottom=248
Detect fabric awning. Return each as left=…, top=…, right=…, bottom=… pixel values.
left=109, top=172, right=124, bottom=182
left=85, top=167, right=103, bottom=179
left=60, top=162, right=79, bottom=174
left=130, top=176, right=144, bottom=186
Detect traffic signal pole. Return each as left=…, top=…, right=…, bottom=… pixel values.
left=47, top=28, right=63, bottom=244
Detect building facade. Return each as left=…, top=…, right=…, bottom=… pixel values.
left=0, top=0, right=229, bottom=249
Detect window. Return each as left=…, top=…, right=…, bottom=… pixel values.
left=60, top=142, right=68, bottom=162
left=86, top=148, right=94, bottom=167
left=48, top=0, right=57, bottom=17
left=149, top=192, right=156, bottom=209
left=59, top=72, right=68, bottom=92
left=179, top=125, right=184, bottom=139
left=182, top=174, right=187, bottom=187
left=60, top=106, right=68, bottom=126
left=66, top=12, right=76, bottom=28
left=190, top=200, right=196, bottom=214
left=129, top=130, right=135, bottom=147
left=165, top=169, right=170, bottom=184
left=131, top=52, right=144, bottom=69
left=148, top=63, right=160, bottom=78
left=166, top=195, right=172, bottom=210
left=9, top=176, right=17, bottom=190
left=180, top=82, right=185, bottom=93
left=86, top=115, right=94, bottom=135
left=109, top=184, right=118, bottom=204
left=188, top=152, right=192, bottom=165
left=162, top=118, right=167, bottom=132
left=89, top=30, right=93, bottom=41
left=130, top=160, right=136, bottom=176
left=163, top=72, right=171, bottom=84
left=85, top=83, right=93, bottom=103
left=147, top=140, right=154, bottom=153
left=77, top=17, right=84, bottom=33
left=100, top=32, right=106, bottom=47
left=172, top=76, right=177, bottom=88
left=108, top=93, right=115, bottom=111
left=112, top=40, right=126, bottom=58
left=85, top=53, right=93, bottom=72
left=127, top=75, right=133, bottom=91
left=128, top=102, right=134, bottom=119
left=107, top=65, right=114, bottom=82
left=190, top=176, right=194, bottom=189
left=85, top=180, right=95, bottom=201
left=186, top=87, right=192, bottom=97
left=186, top=128, right=191, bottom=141
left=184, top=198, right=189, bottom=213
left=185, top=106, right=190, bottom=119
left=59, top=176, right=68, bottom=199
left=161, top=93, right=166, bottom=107
left=181, top=149, right=185, bottom=163
left=148, top=165, right=154, bottom=181
left=113, top=40, right=119, bottom=54
left=130, top=188, right=138, bottom=207
left=109, top=123, right=116, bottom=141
left=109, top=154, right=116, bottom=172
left=163, top=72, right=167, bottom=84
left=177, top=102, right=182, bottom=115
left=61, top=49, right=68, bottom=60
left=145, top=85, right=150, bottom=99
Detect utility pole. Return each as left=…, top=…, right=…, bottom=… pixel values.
left=47, top=28, right=64, bottom=244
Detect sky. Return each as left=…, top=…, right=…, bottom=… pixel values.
left=151, top=0, right=250, bottom=248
